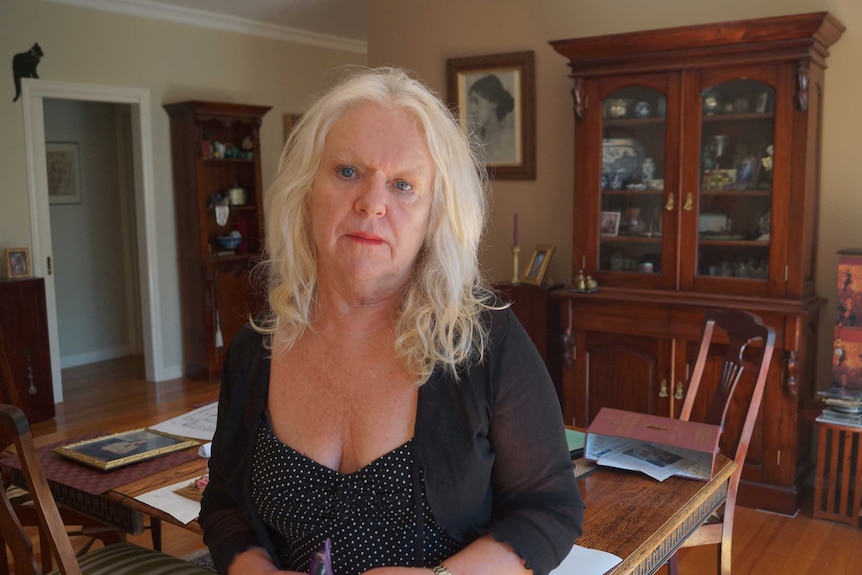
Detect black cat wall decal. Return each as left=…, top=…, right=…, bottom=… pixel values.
left=12, top=42, right=43, bottom=102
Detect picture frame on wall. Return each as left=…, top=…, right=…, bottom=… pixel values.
left=446, top=50, right=536, bottom=180
left=46, top=142, right=81, bottom=205
left=4, top=248, right=31, bottom=279
left=522, top=244, right=555, bottom=286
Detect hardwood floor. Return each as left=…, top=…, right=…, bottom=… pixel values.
left=14, top=356, right=862, bottom=573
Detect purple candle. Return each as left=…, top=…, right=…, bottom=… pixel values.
left=513, top=212, right=519, bottom=247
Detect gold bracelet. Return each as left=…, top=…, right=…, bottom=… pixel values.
left=432, top=565, right=454, bottom=575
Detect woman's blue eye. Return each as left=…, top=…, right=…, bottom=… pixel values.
left=393, top=180, right=413, bottom=193
left=337, top=166, right=356, bottom=178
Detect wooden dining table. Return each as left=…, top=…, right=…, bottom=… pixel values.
left=6, top=418, right=734, bottom=575
left=577, top=454, right=735, bottom=575
left=97, top=451, right=735, bottom=575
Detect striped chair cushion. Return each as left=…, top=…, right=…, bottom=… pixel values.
left=48, top=542, right=214, bottom=575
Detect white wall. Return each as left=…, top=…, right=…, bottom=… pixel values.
left=0, top=0, right=365, bottom=379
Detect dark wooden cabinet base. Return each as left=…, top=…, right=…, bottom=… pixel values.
left=554, top=287, right=823, bottom=515
left=0, top=278, right=55, bottom=423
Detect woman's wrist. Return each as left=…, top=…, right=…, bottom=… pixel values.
left=226, top=546, right=280, bottom=574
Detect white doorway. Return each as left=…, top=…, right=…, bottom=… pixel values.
left=22, top=79, right=164, bottom=402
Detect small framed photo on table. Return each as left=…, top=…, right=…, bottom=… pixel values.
left=522, top=245, right=555, bottom=286
left=4, top=248, right=31, bottom=279
left=53, top=429, right=198, bottom=471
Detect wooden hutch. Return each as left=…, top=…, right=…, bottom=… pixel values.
left=550, top=12, right=843, bottom=514
left=164, top=101, right=271, bottom=382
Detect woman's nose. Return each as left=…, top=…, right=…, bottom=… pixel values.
left=354, top=173, right=387, bottom=216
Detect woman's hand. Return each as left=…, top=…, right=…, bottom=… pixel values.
left=361, top=568, right=432, bottom=575
left=226, top=546, right=300, bottom=575
left=361, top=535, right=531, bottom=575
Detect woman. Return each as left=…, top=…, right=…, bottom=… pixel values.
left=200, top=67, right=583, bottom=575
left=467, top=74, right=516, bottom=164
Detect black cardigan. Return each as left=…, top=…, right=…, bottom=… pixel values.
left=200, top=308, right=584, bottom=575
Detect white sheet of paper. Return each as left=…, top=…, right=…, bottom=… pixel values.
left=148, top=402, right=218, bottom=441
left=550, top=544, right=622, bottom=575
left=134, top=478, right=201, bottom=524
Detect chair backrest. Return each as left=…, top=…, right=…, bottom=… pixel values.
left=0, top=403, right=83, bottom=575
left=679, top=309, right=775, bottom=475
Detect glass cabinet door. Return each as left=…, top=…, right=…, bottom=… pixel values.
left=695, top=79, right=774, bottom=283
left=599, top=87, right=667, bottom=277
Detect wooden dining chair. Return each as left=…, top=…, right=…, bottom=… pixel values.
left=0, top=402, right=212, bottom=575
left=0, top=328, right=125, bottom=574
left=667, top=308, right=775, bottom=575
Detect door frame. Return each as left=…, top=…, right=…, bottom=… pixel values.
left=22, top=78, right=163, bottom=401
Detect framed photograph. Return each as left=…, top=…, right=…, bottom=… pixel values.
left=4, top=248, right=31, bottom=279
left=53, top=428, right=199, bottom=471
left=522, top=244, right=555, bottom=286
left=600, top=211, right=621, bottom=236
left=446, top=51, right=536, bottom=180
left=755, top=91, right=770, bottom=114
left=46, top=142, right=81, bottom=205
left=283, top=113, right=302, bottom=142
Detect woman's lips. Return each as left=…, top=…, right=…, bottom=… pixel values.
left=348, top=231, right=384, bottom=244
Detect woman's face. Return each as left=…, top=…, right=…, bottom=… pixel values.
left=468, top=90, right=496, bottom=128
left=310, top=101, right=435, bottom=302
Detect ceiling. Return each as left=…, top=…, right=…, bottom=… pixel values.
left=74, top=0, right=366, bottom=43
left=104, top=0, right=367, bottom=42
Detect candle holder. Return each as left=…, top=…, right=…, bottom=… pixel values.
left=512, top=246, right=520, bottom=284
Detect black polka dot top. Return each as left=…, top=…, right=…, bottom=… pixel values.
left=252, top=418, right=462, bottom=575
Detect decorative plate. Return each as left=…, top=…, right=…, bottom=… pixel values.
left=602, top=138, right=645, bottom=177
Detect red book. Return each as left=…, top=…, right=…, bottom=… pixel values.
left=585, top=408, right=721, bottom=481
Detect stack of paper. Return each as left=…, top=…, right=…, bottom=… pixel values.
left=148, top=402, right=218, bottom=441
left=550, top=545, right=621, bottom=575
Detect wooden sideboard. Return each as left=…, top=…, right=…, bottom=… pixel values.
left=0, top=278, right=55, bottom=423
left=495, top=283, right=562, bottom=399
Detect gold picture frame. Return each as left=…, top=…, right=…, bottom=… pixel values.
left=446, top=51, right=536, bottom=180
left=53, top=429, right=198, bottom=471
left=522, top=244, right=555, bottom=286
left=4, top=248, right=31, bottom=279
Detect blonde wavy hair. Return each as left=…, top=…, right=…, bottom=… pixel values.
left=256, top=67, right=497, bottom=384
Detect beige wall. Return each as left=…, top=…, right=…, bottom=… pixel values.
left=2, top=0, right=859, bottom=388
left=367, top=0, right=862, bottom=390
left=0, top=0, right=365, bottom=375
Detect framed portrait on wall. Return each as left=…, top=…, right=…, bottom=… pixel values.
left=446, top=51, right=536, bottom=180
left=46, top=142, right=81, bottom=205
